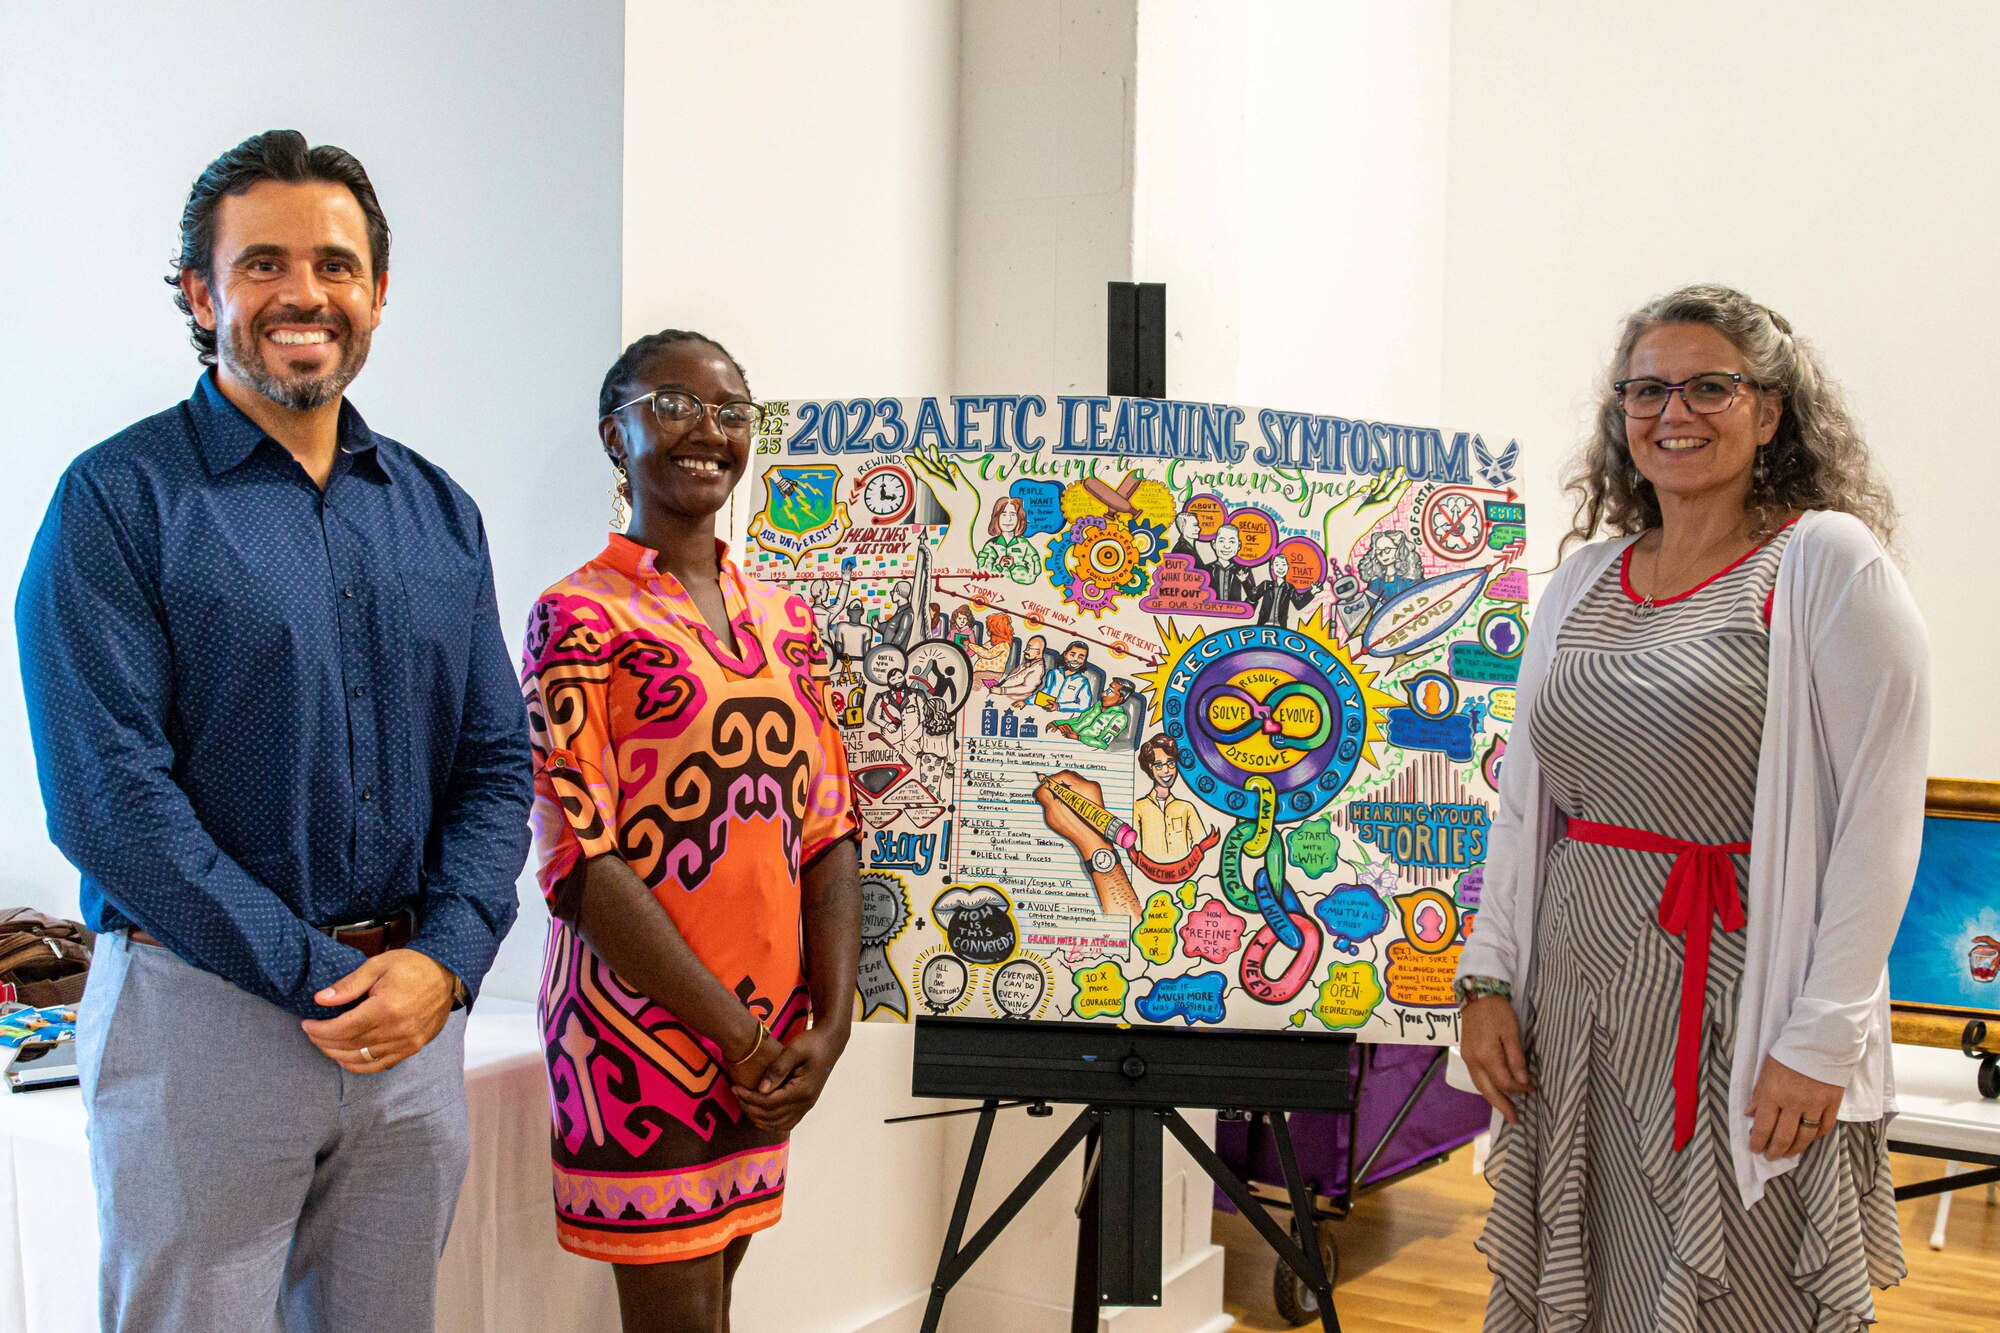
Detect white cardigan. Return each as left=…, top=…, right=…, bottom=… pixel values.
left=1453, top=510, right=1931, bottom=1207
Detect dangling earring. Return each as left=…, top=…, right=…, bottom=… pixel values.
left=1750, top=448, right=1774, bottom=537
left=610, top=465, right=632, bottom=532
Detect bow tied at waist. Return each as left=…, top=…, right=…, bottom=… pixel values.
left=1564, top=817, right=1749, bottom=1152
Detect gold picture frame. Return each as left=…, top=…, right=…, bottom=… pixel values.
left=1889, top=777, right=2000, bottom=1053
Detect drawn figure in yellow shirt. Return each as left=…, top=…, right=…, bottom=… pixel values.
left=1133, top=733, right=1205, bottom=863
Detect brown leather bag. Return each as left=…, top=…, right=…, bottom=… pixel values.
left=0, top=909, right=92, bottom=1007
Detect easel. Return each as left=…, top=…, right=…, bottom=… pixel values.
left=903, top=1019, right=1350, bottom=1332
left=899, top=284, right=1346, bottom=1333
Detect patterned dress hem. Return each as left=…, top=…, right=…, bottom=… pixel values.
left=554, top=1197, right=786, bottom=1265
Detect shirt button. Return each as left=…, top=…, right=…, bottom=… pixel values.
left=360, top=787, right=374, bottom=802
left=352, top=684, right=367, bottom=698
left=342, top=587, right=356, bottom=600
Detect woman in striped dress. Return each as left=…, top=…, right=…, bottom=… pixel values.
left=1455, top=285, right=1930, bottom=1331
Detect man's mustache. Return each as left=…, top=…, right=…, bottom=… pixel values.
left=255, top=308, right=349, bottom=338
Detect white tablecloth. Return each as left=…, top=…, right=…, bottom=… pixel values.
left=1883, top=1042, right=2000, bottom=1163
left=0, top=1001, right=617, bottom=1333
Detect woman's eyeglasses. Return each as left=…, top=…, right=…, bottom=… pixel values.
left=1612, top=372, right=1760, bottom=419
left=603, top=389, right=763, bottom=438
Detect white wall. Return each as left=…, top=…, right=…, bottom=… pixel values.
left=1131, top=1, right=1454, bottom=419
left=621, top=4, right=964, bottom=1328
left=1440, top=0, right=1999, bottom=780
left=0, top=1, right=625, bottom=999
left=622, top=0, right=961, bottom=398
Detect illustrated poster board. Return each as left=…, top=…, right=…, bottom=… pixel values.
left=1889, top=777, right=2000, bottom=1049
left=739, top=394, right=1527, bottom=1043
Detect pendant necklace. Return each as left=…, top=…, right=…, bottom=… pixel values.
left=1633, top=526, right=1748, bottom=621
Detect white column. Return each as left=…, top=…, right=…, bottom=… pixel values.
left=952, top=0, right=1138, bottom=395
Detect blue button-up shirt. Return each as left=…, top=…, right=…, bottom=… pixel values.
left=17, top=374, right=531, bottom=1019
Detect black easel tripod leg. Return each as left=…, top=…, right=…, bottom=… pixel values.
left=1160, top=1111, right=1341, bottom=1332
left=921, top=1100, right=1000, bottom=1333
left=921, top=1105, right=1101, bottom=1333
left=1269, top=1111, right=1339, bottom=1333
left=1072, top=1121, right=1102, bottom=1333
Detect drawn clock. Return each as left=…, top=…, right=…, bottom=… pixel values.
left=858, top=466, right=914, bottom=524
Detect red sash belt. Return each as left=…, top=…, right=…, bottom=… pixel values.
left=1563, top=817, right=1749, bottom=1151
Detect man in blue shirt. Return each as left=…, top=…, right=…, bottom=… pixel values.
left=17, top=131, right=531, bottom=1333
left=1034, top=640, right=1100, bottom=716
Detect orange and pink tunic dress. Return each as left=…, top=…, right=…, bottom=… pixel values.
left=521, top=534, right=857, bottom=1264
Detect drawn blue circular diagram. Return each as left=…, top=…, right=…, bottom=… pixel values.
left=1161, top=625, right=1367, bottom=823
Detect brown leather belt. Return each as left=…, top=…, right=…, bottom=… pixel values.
left=131, top=909, right=415, bottom=958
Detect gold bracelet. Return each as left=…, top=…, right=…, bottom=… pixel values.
left=726, top=1017, right=772, bottom=1068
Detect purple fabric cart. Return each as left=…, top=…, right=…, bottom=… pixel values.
left=1213, top=1042, right=1491, bottom=1325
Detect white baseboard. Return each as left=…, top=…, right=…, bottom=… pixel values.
left=928, top=1242, right=1229, bottom=1333
left=852, top=1291, right=930, bottom=1333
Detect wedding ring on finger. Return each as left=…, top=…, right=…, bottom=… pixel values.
left=1799, top=1115, right=1823, bottom=1129
left=360, top=1046, right=373, bottom=1063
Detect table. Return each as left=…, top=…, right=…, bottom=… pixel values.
left=0, top=1001, right=617, bottom=1333
left=1884, top=1043, right=2000, bottom=1201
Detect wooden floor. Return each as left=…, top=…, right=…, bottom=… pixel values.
left=1218, top=1150, right=2000, bottom=1332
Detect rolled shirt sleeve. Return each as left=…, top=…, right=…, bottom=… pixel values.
left=521, top=592, right=626, bottom=904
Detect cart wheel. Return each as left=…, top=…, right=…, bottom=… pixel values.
left=1271, top=1221, right=1338, bottom=1326
left=1979, top=1055, right=1999, bottom=1101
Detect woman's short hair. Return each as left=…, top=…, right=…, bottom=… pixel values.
left=599, top=329, right=750, bottom=419
left=1137, top=733, right=1179, bottom=770
left=1563, top=283, right=1895, bottom=554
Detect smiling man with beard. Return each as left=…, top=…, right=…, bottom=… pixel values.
left=15, top=131, right=531, bottom=1333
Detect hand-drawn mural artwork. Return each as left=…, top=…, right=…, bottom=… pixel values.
left=740, top=394, right=1528, bottom=1043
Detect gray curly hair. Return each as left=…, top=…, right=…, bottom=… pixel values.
left=1560, top=283, right=1896, bottom=557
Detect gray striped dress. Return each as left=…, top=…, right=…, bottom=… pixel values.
left=1479, top=527, right=1905, bottom=1332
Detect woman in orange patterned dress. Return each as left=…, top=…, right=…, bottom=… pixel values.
left=521, top=330, right=861, bottom=1333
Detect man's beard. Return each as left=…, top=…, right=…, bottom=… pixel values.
left=221, top=308, right=371, bottom=411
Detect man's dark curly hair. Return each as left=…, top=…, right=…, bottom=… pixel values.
left=166, top=130, right=391, bottom=366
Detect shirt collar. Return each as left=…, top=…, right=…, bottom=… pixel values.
left=598, top=532, right=736, bottom=583
left=187, top=371, right=390, bottom=482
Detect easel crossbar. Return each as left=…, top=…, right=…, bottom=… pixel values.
left=1893, top=1164, right=2000, bottom=1202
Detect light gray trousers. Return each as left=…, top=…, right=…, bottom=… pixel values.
left=76, top=930, right=470, bottom=1333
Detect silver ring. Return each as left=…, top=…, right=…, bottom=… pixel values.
left=1799, top=1116, right=1822, bottom=1129
left=360, top=1046, right=373, bottom=1063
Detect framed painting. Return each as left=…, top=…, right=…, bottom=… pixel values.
left=1888, top=777, right=2000, bottom=1052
